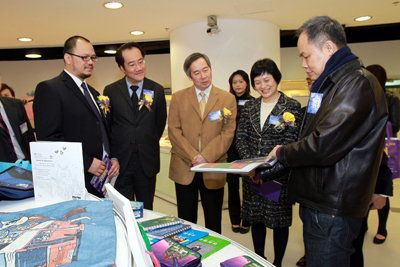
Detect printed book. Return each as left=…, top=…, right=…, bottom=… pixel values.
left=151, top=238, right=201, bottom=267
left=220, top=255, right=264, bottom=266
left=187, top=235, right=230, bottom=259
left=190, top=157, right=277, bottom=174
left=147, top=223, right=192, bottom=239
left=170, top=228, right=209, bottom=246
left=140, top=215, right=182, bottom=231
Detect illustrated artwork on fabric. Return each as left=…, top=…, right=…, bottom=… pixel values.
left=0, top=200, right=116, bottom=266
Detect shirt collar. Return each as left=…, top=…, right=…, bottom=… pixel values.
left=126, top=77, right=144, bottom=93
left=64, top=69, right=87, bottom=89
left=195, top=84, right=212, bottom=98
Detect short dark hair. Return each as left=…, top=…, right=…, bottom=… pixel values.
left=366, top=64, right=387, bottom=90
left=115, top=42, right=145, bottom=68
left=183, top=53, right=211, bottom=77
left=250, top=58, right=282, bottom=88
left=63, top=35, right=91, bottom=54
left=228, top=70, right=250, bottom=96
left=0, top=83, right=15, bottom=97
left=297, top=16, right=347, bottom=49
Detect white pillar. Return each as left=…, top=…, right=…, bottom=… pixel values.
left=170, top=18, right=280, bottom=92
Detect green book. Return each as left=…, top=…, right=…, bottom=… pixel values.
left=186, top=235, right=230, bottom=259
left=139, top=215, right=182, bottom=231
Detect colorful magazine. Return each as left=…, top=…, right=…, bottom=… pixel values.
left=220, top=255, right=264, bottom=266
left=187, top=235, right=230, bottom=259
left=140, top=215, right=182, bottom=231
left=151, top=238, right=201, bottom=267
left=170, top=228, right=209, bottom=246
left=147, top=223, right=192, bottom=239
left=190, top=157, right=277, bottom=174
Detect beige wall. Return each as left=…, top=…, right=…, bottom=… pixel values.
left=0, top=40, right=399, bottom=98
left=281, top=40, right=400, bottom=81
left=0, top=54, right=171, bottom=98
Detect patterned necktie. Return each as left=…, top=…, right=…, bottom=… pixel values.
left=199, top=91, right=206, bottom=118
left=130, top=85, right=139, bottom=111
left=81, top=82, right=110, bottom=154
left=0, top=111, right=17, bottom=161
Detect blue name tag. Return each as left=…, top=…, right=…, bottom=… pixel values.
left=307, top=93, right=323, bottom=114
left=143, top=89, right=154, bottom=98
left=269, top=115, right=280, bottom=125
left=208, top=110, right=222, bottom=121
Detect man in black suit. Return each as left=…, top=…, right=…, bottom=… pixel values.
left=33, top=36, right=119, bottom=197
left=104, top=42, right=167, bottom=209
left=0, top=96, right=35, bottom=162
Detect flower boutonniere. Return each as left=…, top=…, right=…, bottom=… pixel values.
left=208, top=107, right=232, bottom=123
left=97, top=95, right=110, bottom=115
left=138, top=89, right=154, bottom=111
left=274, top=111, right=296, bottom=130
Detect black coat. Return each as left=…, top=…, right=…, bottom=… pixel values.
left=236, top=92, right=302, bottom=227
left=103, top=77, right=167, bottom=178
left=0, top=97, right=35, bottom=162
left=281, top=60, right=388, bottom=218
left=34, top=71, right=109, bottom=196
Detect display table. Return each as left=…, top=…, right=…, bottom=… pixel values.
left=138, top=210, right=273, bottom=267
left=0, top=198, right=273, bottom=267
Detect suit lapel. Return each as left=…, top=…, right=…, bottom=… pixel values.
left=249, top=97, right=262, bottom=135
left=187, top=86, right=202, bottom=120
left=118, top=78, right=135, bottom=112
left=202, top=86, right=219, bottom=121
left=61, top=72, right=98, bottom=118
left=1, top=99, right=23, bottom=144
left=136, top=78, right=153, bottom=123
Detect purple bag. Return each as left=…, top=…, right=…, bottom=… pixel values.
left=385, top=122, right=400, bottom=179
left=250, top=180, right=282, bottom=202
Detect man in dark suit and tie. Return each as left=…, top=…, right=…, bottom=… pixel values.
left=0, top=96, right=35, bottom=162
left=104, top=42, right=167, bottom=209
left=33, top=36, right=119, bottom=197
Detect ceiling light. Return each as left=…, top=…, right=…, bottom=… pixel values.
left=354, top=15, right=372, bottom=22
left=104, top=49, right=117, bottom=54
left=104, top=1, right=123, bottom=9
left=130, top=30, right=144, bottom=36
left=25, top=50, right=42, bottom=59
left=18, top=37, right=33, bottom=42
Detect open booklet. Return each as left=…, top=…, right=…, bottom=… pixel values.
left=190, top=157, right=277, bottom=174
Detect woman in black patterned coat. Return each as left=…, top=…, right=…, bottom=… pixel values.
left=236, top=58, right=302, bottom=267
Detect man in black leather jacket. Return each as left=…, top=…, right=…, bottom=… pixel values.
left=267, top=16, right=388, bottom=267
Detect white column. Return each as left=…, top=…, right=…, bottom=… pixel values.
left=170, top=18, right=280, bottom=92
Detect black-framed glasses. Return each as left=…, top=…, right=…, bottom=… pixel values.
left=66, top=52, right=98, bottom=62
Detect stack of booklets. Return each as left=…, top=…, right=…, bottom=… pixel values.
left=140, top=216, right=192, bottom=240
left=220, top=255, right=264, bottom=266
left=186, top=235, right=231, bottom=259
left=151, top=238, right=202, bottom=267
left=170, top=228, right=209, bottom=246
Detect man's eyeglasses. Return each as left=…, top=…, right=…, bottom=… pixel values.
left=67, top=52, right=98, bottom=62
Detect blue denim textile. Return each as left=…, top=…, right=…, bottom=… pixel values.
left=300, top=206, right=362, bottom=267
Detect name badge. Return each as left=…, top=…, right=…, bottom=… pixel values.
left=143, top=89, right=154, bottom=98
left=208, top=110, right=222, bottom=121
left=307, top=93, right=323, bottom=114
left=238, top=99, right=248, bottom=106
left=268, top=115, right=280, bottom=125
left=19, top=122, right=28, bottom=134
